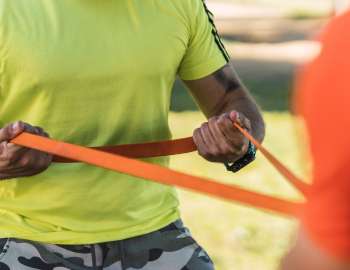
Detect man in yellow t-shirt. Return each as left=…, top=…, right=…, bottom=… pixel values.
left=0, top=0, right=264, bottom=269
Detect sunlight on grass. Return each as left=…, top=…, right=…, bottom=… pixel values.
left=168, top=111, right=309, bottom=270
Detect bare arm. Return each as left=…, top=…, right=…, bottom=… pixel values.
left=185, top=63, right=265, bottom=142
left=183, top=63, right=265, bottom=164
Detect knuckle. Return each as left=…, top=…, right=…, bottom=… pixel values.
left=217, top=115, right=225, bottom=123
left=0, top=121, right=25, bottom=141
left=1, top=126, right=11, bottom=140
left=216, top=120, right=225, bottom=129
left=200, top=122, right=208, bottom=130
left=208, top=117, right=217, bottom=126
left=217, top=118, right=229, bottom=128
left=193, top=129, right=201, bottom=139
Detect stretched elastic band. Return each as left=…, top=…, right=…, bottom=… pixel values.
left=11, top=130, right=304, bottom=217
left=233, top=123, right=309, bottom=196
left=53, top=123, right=309, bottom=196
left=53, top=137, right=197, bottom=162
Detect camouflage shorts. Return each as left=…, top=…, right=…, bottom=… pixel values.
left=0, top=220, right=214, bottom=270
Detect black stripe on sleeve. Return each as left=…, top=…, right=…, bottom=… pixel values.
left=201, top=0, right=230, bottom=63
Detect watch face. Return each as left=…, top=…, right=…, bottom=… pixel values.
left=226, top=142, right=256, bottom=173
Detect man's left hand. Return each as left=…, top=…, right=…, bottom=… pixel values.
left=193, top=111, right=251, bottom=164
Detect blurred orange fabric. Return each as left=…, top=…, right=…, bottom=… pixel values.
left=296, top=11, right=350, bottom=260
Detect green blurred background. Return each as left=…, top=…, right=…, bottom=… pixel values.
left=167, top=0, right=339, bottom=269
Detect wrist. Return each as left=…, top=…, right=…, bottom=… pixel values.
left=224, top=141, right=256, bottom=173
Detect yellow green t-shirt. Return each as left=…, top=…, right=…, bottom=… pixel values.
left=0, top=0, right=228, bottom=244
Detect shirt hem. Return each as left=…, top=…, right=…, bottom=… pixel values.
left=0, top=211, right=181, bottom=245
left=179, top=57, right=228, bottom=81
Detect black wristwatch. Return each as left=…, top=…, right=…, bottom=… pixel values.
left=224, top=141, right=256, bottom=173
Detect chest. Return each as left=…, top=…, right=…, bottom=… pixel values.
left=0, top=1, right=189, bottom=86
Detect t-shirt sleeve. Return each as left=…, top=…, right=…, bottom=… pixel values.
left=296, top=12, right=350, bottom=260
left=177, top=0, right=229, bottom=81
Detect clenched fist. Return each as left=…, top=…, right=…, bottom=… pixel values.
left=193, top=111, right=251, bottom=164
left=0, top=121, right=52, bottom=180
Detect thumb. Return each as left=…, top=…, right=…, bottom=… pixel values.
left=229, top=111, right=252, bottom=131
left=229, top=111, right=239, bottom=123
left=0, top=121, right=25, bottom=142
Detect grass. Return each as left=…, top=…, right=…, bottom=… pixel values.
left=168, top=111, right=309, bottom=270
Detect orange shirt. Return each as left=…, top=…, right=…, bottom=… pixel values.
left=297, top=12, right=350, bottom=260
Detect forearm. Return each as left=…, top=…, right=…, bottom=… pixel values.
left=208, top=87, right=265, bottom=143
left=186, top=64, right=265, bottom=143
left=186, top=64, right=265, bottom=165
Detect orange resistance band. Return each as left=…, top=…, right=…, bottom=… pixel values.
left=233, top=123, right=310, bottom=196
left=10, top=123, right=308, bottom=217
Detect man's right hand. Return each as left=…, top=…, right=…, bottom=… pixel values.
left=0, top=121, right=52, bottom=180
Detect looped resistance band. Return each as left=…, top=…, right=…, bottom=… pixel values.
left=10, top=122, right=309, bottom=217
